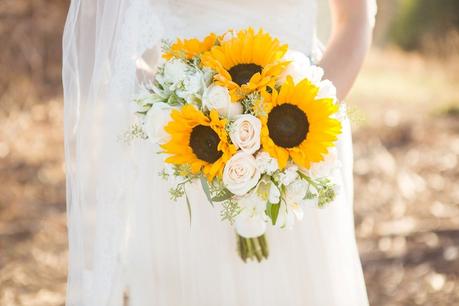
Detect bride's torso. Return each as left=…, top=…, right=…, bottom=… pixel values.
left=156, top=0, right=317, bottom=53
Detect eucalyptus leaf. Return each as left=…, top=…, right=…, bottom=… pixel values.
left=185, top=192, right=192, bottom=226
left=269, top=202, right=280, bottom=225
left=211, top=189, right=233, bottom=202
left=265, top=202, right=273, bottom=220
left=199, top=176, right=214, bottom=207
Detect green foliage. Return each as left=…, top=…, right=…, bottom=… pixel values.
left=220, top=199, right=241, bottom=224
left=237, top=234, right=269, bottom=263
left=389, top=0, right=459, bottom=50
left=265, top=202, right=280, bottom=225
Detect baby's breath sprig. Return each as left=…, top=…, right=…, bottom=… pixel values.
left=167, top=165, right=200, bottom=201
left=315, top=178, right=337, bottom=207
left=161, top=39, right=173, bottom=54
left=169, top=184, right=186, bottom=201
left=158, top=168, right=170, bottom=180
left=172, top=164, right=196, bottom=179
left=346, top=105, right=366, bottom=126
left=241, top=92, right=263, bottom=115
left=119, top=123, right=148, bottom=144
left=220, top=198, right=241, bottom=224
left=298, top=171, right=337, bottom=208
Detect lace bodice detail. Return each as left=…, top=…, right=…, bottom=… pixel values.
left=155, top=0, right=317, bottom=54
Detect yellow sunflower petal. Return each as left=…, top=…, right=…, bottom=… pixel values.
left=260, top=76, right=342, bottom=169
left=202, top=27, right=289, bottom=101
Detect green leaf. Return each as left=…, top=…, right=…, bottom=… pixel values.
left=211, top=189, right=233, bottom=202
left=269, top=203, right=280, bottom=225
left=185, top=192, right=192, bottom=226
left=199, top=176, right=214, bottom=207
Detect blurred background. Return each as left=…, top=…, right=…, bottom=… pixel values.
left=0, top=0, right=458, bottom=305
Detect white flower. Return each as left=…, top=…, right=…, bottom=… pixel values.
left=238, top=190, right=267, bottom=215
left=268, top=183, right=281, bottom=204
left=255, top=151, right=279, bottom=175
left=305, top=148, right=340, bottom=178
left=176, top=71, right=205, bottom=101
left=162, top=58, right=189, bottom=85
left=285, top=179, right=308, bottom=205
left=144, top=102, right=173, bottom=144
left=278, top=164, right=299, bottom=186
left=202, top=85, right=243, bottom=119
left=276, top=201, right=304, bottom=229
left=316, top=79, right=337, bottom=101
left=278, top=50, right=324, bottom=85
left=235, top=191, right=267, bottom=238
left=223, top=151, right=261, bottom=196
left=229, top=114, right=261, bottom=154
left=235, top=213, right=267, bottom=238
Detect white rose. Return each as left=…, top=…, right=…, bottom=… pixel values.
left=255, top=151, right=279, bottom=175
left=278, top=50, right=324, bottom=85
left=144, top=102, right=173, bottom=144
left=223, top=152, right=261, bottom=196
left=163, top=59, right=188, bottom=85
left=202, top=85, right=243, bottom=119
left=278, top=164, right=299, bottom=186
left=229, top=115, right=261, bottom=154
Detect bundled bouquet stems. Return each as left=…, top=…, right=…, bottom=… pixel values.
left=237, top=234, right=269, bottom=262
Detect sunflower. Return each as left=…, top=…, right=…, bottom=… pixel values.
left=201, top=28, right=288, bottom=101
left=161, top=105, right=236, bottom=180
left=260, top=77, right=342, bottom=169
left=163, top=33, right=217, bottom=60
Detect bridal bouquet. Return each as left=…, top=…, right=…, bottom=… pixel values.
left=133, top=28, right=343, bottom=262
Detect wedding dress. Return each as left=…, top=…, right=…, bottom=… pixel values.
left=62, top=0, right=376, bottom=305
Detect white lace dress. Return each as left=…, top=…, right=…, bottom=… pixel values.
left=62, top=0, right=375, bottom=305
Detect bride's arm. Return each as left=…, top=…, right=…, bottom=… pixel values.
left=319, top=0, right=375, bottom=100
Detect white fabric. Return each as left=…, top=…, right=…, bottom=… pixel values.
left=62, top=1, right=376, bottom=305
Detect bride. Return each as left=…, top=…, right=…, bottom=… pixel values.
left=62, top=0, right=376, bottom=305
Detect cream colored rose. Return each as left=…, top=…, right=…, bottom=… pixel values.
left=202, top=85, right=243, bottom=119
left=223, top=151, right=261, bottom=195
left=278, top=50, right=324, bottom=85
left=144, top=102, right=173, bottom=144
left=229, top=114, right=261, bottom=154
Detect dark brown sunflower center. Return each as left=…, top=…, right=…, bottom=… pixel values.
left=228, top=63, right=263, bottom=86
left=189, top=125, right=223, bottom=163
left=267, top=104, right=309, bottom=148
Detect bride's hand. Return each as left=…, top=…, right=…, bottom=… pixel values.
left=319, top=0, right=375, bottom=101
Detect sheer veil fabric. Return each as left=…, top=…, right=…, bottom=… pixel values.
left=62, top=1, right=376, bottom=305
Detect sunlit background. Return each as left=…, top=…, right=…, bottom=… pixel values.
left=0, top=1, right=458, bottom=305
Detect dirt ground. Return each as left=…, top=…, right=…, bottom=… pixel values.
left=1, top=1, right=459, bottom=305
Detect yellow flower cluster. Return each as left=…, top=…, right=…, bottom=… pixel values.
left=160, top=28, right=341, bottom=180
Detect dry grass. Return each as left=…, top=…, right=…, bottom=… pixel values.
left=1, top=1, right=459, bottom=305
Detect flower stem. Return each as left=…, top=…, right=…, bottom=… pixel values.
left=237, top=234, right=269, bottom=263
